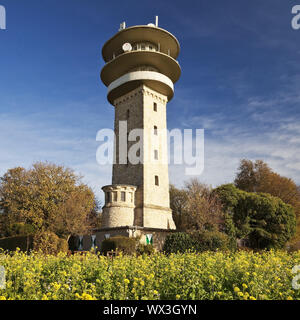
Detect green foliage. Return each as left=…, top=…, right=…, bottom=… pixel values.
left=100, top=236, right=136, bottom=255
left=163, top=232, right=196, bottom=254
left=214, top=184, right=296, bottom=249
left=234, top=159, right=300, bottom=244
left=136, top=244, right=155, bottom=256
left=245, top=193, right=296, bottom=249
left=213, top=184, right=245, bottom=213
left=223, top=214, right=238, bottom=250
left=191, top=230, right=230, bottom=252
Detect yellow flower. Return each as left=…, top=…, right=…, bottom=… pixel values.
left=0, top=296, right=6, bottom=300
left=287, top=296, right=293, bottom=300
left=124, top=279, right=130, bottom=285
left=242, top=283, right=248, bottom=289
left=249, top=296, right=256, bottom=300
left=176, top=294, right=180, bottom=300
left=140, top=280, right=145, bottom=286
left=234, top=287, right=240, bottom=293
left=81, top=293, right=95, bottom=300
left=209, top=275, right=216, bottom=282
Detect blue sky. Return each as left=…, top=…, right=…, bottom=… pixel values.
left=1, top=0, right=300, bottom=203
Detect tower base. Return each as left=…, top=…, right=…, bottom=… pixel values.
left=74, top=226, right=177, bottom=251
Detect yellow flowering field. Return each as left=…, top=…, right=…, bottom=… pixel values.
left=0, top=249, right=300, bottom=300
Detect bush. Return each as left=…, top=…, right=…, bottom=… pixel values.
left=100, top=236, right=136, bottom=255
left=163, top=231, right=231, bottom=254
left=163, top=232, right=196, bottom=254
left=192, top=230, right=230, bottom=252
left=57, top=238, right=69, bottom=253
left=33, top=231, right=60, bottom=255
left=137, top=244, right=155, bottom=256
left=33, top=231, right=68, bottom=255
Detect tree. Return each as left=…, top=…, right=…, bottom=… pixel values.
left=0, top=162, right=98, bottom=240
left=213, top=184, right=250, bottom=239
left=234, top=159, right=270, bottom=193
left=169, top=184, right=188, bottom=231
left=234, top=159, right=300, bottom=215
left=170, top=179, right=224, bottom=232
left=214, top=184, right=296, bottom=249
left=234, top=159, right=300, bottom=243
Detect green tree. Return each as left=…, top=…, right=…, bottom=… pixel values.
left=214, top=184, right=296, bottom=249
left=234, top=159, right=300, bottom=243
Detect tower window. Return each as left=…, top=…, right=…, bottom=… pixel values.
left=153, top=102, right=157, bottom=112
left=155, top=175, right=159, bottom=186
left=113, top=191, right=117, bottom=202
left=154, top=150, right=158, bottom=160
left=121, top=191, right=126, bottom=201
left=126, top=109, right=130, bottom=119
left=154, top=125, right=158, bottom=135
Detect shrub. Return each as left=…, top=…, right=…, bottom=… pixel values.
left=192, top=230, right=230, bottom=252
left=33, top=231, right=60, bottom=254
left=137, top=244, right=155, bottom=256
left=163, top=232, right=196, bottom=254
left=33, top=231, right=68, bottom=254
left=57, top=238, right=69, bottom=253
left=100, top=236, right=136, bottom=255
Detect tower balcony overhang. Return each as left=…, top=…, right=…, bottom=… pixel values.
left=102, top=25, right=180, bottom=62
left=101, top=50, right=181, bottom=87
left=107, top=71, right=174, bottom=104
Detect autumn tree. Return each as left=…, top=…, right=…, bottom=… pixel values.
left=0, top=162, right=98, bottom=240
left=170, top=179, right=224, bottom=232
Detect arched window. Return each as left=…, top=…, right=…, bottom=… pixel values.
left=154, top=125, right=158, bottom=135
left=155, top=175, right=159, bottom=186
left=153, top=102, right=157, bottom=112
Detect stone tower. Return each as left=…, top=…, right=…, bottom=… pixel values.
left=100, top=19, right=181, bottom=235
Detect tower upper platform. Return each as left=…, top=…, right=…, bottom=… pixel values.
left=100, top=23, right=181, bottom=104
